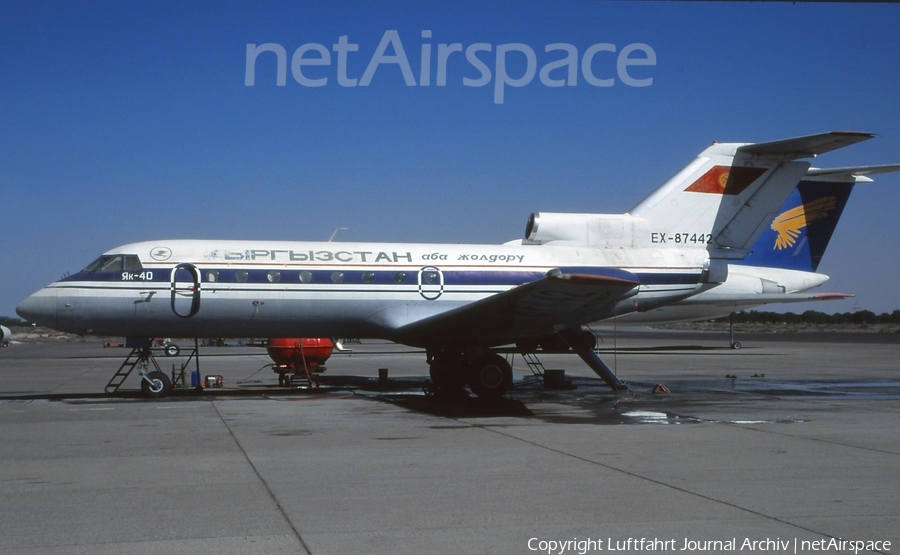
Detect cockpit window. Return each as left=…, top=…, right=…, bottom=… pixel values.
left=82, top=256, right=105, bottom=272
left=82, top=254, right=142, bottom=273
left=123, top=255, right=143, bottom=271
left=99, top=256, right=123, bottom=272
left=82, top=255, right=119, bottom=272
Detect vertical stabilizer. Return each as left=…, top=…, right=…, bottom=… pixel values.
left=739, top=181, right=854, bottom=272
left=629, top=132, right=874, bottom=255
left=629, top=142, right=809, bottom=252
left=738, top=162, right=900, bottom=272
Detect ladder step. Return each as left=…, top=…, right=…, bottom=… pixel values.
left=519, top=352, right=546, bottom=385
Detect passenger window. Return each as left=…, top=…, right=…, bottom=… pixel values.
left=393, top=272, right=406, bottom=283
left=423, top=271, right=439, bottom=284
left=268, top=271, right=281, bottom=283
left=235, top=270, right=249, bottom=283
left=299, top=271, right=312, bottom=284
left=206, top=270, right=219, bottom=283
left=362, top=271, right=375, bottom=283
left=331, top=271, right=344, bottom=284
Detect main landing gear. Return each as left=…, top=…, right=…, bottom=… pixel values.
left=428, top=351, right=514, bottom=399
left=427, top=327, right=627, bottom=400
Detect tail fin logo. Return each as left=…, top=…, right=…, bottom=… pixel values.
left=770, top=196, right=837, bottom=250
left=685, top=166, right=767, bottom=195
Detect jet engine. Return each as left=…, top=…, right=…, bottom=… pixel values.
left=525, top=212, right=633, bottom=246
left=0, top=325, right=10, bottom=346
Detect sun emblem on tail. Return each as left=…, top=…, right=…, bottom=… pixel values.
left=771, top=196, right=836, bottom=250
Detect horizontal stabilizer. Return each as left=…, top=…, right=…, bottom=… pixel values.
left=806, top=164, right=900, bottom=179
left=737, top=131, right=874, bottom=159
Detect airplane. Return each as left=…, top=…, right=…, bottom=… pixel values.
left=0, top=325, right=10, bottom=347
left=16, top=131, right=897, bottom=399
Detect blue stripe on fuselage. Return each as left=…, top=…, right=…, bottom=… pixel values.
left=59, top=266, right=699, bottom=287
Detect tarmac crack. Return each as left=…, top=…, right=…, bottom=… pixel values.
left=472, top=423, right=891, bottom=554
left=713, top=419, right=900, bottom=458
left=210, top=401, right=314, bottom=555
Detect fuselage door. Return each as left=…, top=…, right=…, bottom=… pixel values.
left=170, top=263, right=201, bottom=318
left=417, top=266, right=444, bottom=300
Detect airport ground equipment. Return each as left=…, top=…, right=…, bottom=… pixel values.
left=729, top=312, right=742, bottom=350
left=266, top=337, right=334, bottom=387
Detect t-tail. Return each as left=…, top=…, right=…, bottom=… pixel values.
left=523, top=132, right=877, bottom=274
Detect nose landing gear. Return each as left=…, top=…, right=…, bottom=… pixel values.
left=105, top=338, right=200, bottom=398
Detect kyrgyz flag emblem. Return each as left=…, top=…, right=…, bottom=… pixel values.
left=685, top=166, right=767, bottom=195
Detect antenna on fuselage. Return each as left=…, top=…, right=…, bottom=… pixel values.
left=328, top=227, right=349, bottom=242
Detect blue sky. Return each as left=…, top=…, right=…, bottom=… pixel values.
left=3, top=1, right=900, bottom=317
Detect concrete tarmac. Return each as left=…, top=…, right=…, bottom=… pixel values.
left=0, top=331, right=898, bottom=554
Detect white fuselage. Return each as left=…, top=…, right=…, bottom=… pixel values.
left=17, top=237, right=833, bottom=343
left=19, top=239, right=717, bottom=343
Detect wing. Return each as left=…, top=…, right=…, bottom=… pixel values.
left=392, top=270, right=640, bottom=349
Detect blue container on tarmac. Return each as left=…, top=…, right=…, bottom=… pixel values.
left=191, top=370, right=201, bottom=387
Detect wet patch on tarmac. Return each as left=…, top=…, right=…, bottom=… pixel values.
left=4, top=374, right=900, bottom=427
left=374, top=393, right=535, bottom=418
left=353, top=375, right=900, bottom=425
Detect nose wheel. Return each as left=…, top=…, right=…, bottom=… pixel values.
left=140, top=371, right=172, bottom=398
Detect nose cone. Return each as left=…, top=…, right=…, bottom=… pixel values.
left=16, top=288, right=57, bottom=329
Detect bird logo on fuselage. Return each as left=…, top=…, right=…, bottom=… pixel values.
left=150, top=247, right=173, bottom=261
left=770, top=196, right=836, bottom=250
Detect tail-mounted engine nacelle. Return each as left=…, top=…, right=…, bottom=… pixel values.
left=0, top=325, right=11, bottom=345
left=525, top=212, right=631, bottom=246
